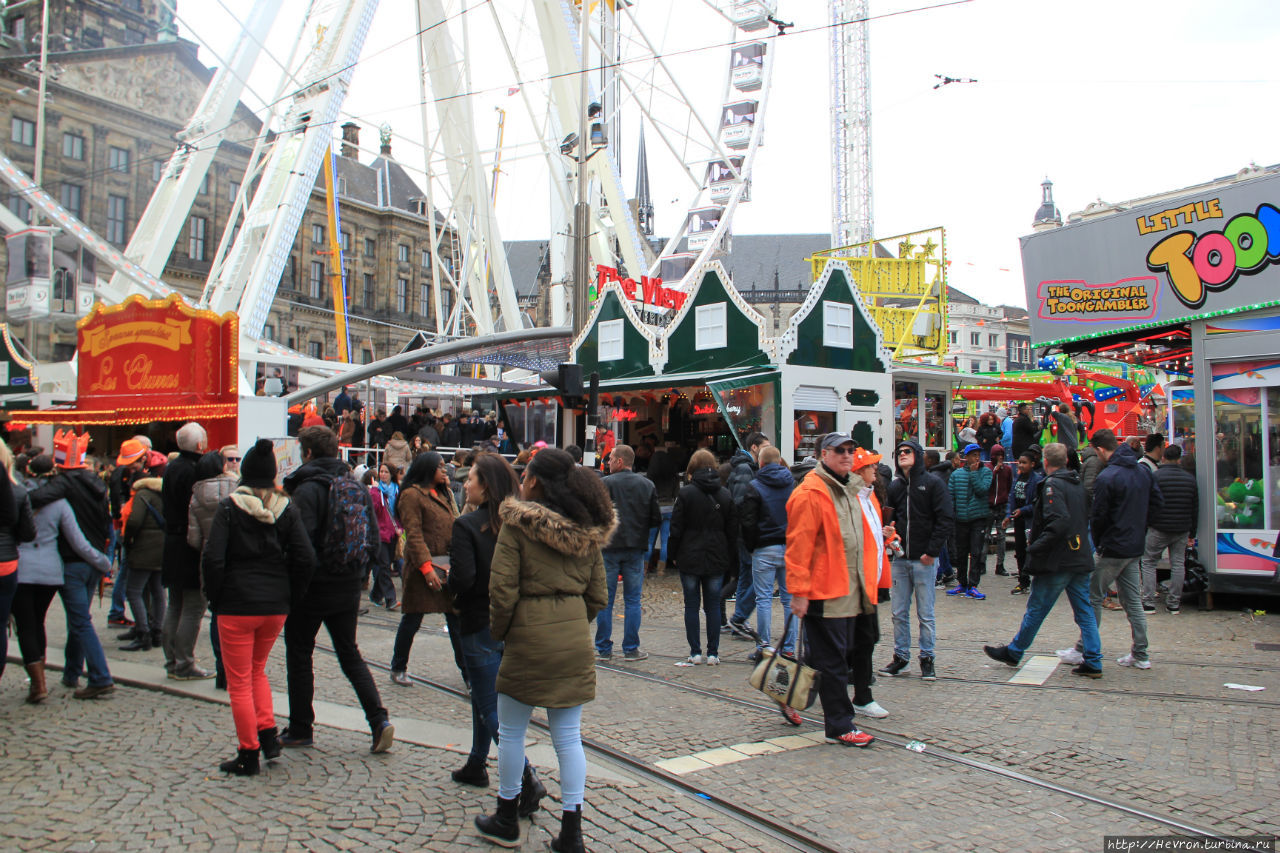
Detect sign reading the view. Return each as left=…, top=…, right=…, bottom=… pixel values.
left=1020, top=170, right=1280, bottom=345
left=596, top=265, right=688, bottom=311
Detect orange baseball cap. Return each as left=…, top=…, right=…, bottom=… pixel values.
left=117, top=439, right=147, bottom=466
left=850, top=447, right=882, bottom=471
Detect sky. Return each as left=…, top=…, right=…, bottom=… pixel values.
left=175, top=0, right=1280, bottom=310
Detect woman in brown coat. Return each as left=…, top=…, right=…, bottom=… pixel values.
left=474, top=448, right=613, bottom=852
left=383, top=431, right=412, bottom=472
left=389, top=451, right=457, bottom=686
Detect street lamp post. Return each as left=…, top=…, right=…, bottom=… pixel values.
left=571, top=1, right=590, bottom=338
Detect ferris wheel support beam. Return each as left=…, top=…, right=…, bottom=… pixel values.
left=416, top=0, right=523, bottom=338
left=830, top=0, right=873, bottom=250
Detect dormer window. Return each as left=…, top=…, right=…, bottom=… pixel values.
left=823, top=301, right=853, bottom=348
left=599, top=319, right=623, bottom=361
left=695, top=302, right=726, bottom=350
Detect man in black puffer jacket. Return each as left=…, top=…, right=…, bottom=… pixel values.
left=1084, top=429, right=1163, bottom=670
left=722, top=432, right=770, bottom=641
left=595, top=444, right=661, bottom=661
left=878, top=440, right=953, bottom=681
left=161, top=422, right=212, bottom=679
left=280, top=425, right=393, bottom=754
left=1141, top=444, right=1198, bottom=615
left=984, top=442, right=1103, bottom=677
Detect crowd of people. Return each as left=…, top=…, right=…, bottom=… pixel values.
left=0, top=397, right=1196, bottom=849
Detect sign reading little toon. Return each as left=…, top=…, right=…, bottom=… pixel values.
left=1020, top=170, right=1280, bottom=346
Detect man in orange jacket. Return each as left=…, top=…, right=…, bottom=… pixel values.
left=785, top=432, right=878, bottom=747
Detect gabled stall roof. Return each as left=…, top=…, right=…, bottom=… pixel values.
left=660, top=262, right=772, bottom=375
left=570, top=283, right=661, bottom=381
left=777, top=259, right=890, bottom=373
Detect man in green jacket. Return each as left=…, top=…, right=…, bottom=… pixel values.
left=947, top=443, right=993, bottom=600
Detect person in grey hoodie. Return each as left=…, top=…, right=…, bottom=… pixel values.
left=13, top=455, right=112, bottom=702
left=188, top=450, right=238, bottom=688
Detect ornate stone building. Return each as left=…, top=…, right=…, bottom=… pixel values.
left=0, top=0, right=451, bottom=365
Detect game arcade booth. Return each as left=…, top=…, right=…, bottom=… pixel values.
left=1020, top=163, right=1280, bottom=596
left=498, top=260, right=894, bottom=470
left=9, top=294, right=241, bottom=451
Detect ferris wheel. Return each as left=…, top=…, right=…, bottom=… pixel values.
left=414, top=0, right=782, bottom=330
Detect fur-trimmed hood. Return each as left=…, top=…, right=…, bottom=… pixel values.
left=131, top=476, right=163, bottom=493
left=498, top=497, right=617, bottom=558
left=229, top=486, right=291, bottom=524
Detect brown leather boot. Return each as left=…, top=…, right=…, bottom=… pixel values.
left=25, top=661, right=48, bottom=703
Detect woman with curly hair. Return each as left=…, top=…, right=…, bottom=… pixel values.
left=474, top=448, right=612, bottom=851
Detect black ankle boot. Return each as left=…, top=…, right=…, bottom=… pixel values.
left=119, top=635, right=152, bottom=652
left=517, top=763, right=546, bottom=817
left=550, top=805, right=585, bottom=853
left=259, top=728, right=282, bottom=761
left=151, top=628, right=163, bottom=648
left=451, top=758, right=489, bottom=787
left=218, top=748, right=260, bottom=777
left=474, top=796, right=520, bottom=848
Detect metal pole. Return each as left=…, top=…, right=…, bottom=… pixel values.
left=571, top=1, right=590, bottom=337
left=31, top=0, right=49, bottom=225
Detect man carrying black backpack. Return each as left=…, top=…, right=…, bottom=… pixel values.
left=280, top=425, right=394, bottom=753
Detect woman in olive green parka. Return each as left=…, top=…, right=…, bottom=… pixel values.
left=475, top=448, right=614, bottom=852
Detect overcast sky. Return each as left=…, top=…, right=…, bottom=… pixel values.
left=178, top=0, right=1279, bottom=309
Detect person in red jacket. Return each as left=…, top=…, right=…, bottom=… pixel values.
left=785, top=432, right=878, bottom=747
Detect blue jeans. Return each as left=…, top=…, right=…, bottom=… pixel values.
left=680, top=572, right=722, bottom=657
left=729, top=544, right=756, bottom=625
left=648, top=511, right=671, bottom=562
left=497, top=695, right=585, bottom=807
left=459, top=627, right=503, bottom=763
left=1008, top=572, right=1101, bottom=668
left=891, top=558, right=936, bottom=660
left=61, top=561, right=113, bottom=688
left=595, top=549, right=645, bottom=656
left=751, top=545, right=796, bottom=653
left=0, top=572, right=16, bottom=681
left=108, top=550, right=129, bottom=621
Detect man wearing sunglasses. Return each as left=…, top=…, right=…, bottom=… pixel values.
left=879, top=439, right=953, bottom=681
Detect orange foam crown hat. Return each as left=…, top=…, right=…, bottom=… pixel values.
left=53, top=429, right=90, bottom=469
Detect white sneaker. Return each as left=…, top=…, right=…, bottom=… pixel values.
left=687, top=654, right=704, bottom=665
left=705, top=655, right=720, bottom=666
left=853, top=700, right=889, bottom=719
left=1056, top=648, right=1084, bottom=665
left=1117, top=653, right=1151, bottom=669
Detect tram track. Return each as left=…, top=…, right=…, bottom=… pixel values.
left=326, top=615, right=1252, bottom=846
left=314, top=639, right=844, bottom=853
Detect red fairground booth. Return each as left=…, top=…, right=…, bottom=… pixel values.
left=11, top=294, right=239, bottom=447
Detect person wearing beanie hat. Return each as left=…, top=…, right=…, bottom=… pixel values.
left=986, top=445, right=1013, bottom=576
left=239, top=439, right=278, bottom=488
left=203, top=437, right=314, bottom=776
left=947, top=444, right=993, bottom=599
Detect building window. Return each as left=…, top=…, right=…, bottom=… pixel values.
left=336, top=177, right=347, bottom=195
left=948, top=330, right=957, bottom=345
left=420, top=283, right=429, bottom=316
left=229, top=181, right=240, bottom=202
left=286, top=255, right=297, bottom=288
left=309, top=341, right=323, bottom=359
left=10, top=117, right=34, bottom=147
left=421, top=248, right=430, bottom=268
left=188, top=216, right=207, bottom=261
left=309, top=261, right=325, bottom=299
left=152, top=159, right=165, bottom=181
left=311, top=223, right=324, bottom=244
left=59, top=183, right=82, bottom=218
left=363, top=273, right=374, bottom=307
left=263, top=324, right=274, bottom=342
left=340, top=231, right=351, bottom=253
left=62, top=132, right=84, bottom=160
left=988, top=334, right=998, bottom=348
left=695, top=302, right=727, bottom=351
left=823, top=301, right=853, bottom=349
left=198, top=174, right=210, bottom=195
left=970, top=360, right=981, bottom=373
left=7, top=194, right=30, bottom=223
left=108, top=146, right=130, bottom=173
left=396, top=278, right=407, bottom=312
left=969, top=332, right=980, bottom=346
left=989, top=361, right=998, bottom=372
left=364, top=237, right=375, bottom=257
left=598, top=319, right=624, bottom=361
left=361, top=349, right=373, bottom=364
left=107, top=195, right=127, bottom=244
left=397, top=244, right=410, bottom=263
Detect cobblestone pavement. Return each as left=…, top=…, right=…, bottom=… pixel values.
left=5, top=558, right=1278, bottom=852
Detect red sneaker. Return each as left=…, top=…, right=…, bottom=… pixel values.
left=108, top=617, right=135, bottom=627
left=778, top=704, right=803, bottom=727
left=826, top=729, right=874, bottom=747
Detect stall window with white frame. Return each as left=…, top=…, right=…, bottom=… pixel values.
left=598, top=319, right=624, bottom=361
left=695, top=302, right=726, bottom=350
left=823, top=301, right=853, bottom=348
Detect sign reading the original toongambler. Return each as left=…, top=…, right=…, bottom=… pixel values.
left=1020, top=169, right=1280, bottom=347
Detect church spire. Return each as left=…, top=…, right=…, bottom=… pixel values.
left=635, top=127, right=654, bottom=237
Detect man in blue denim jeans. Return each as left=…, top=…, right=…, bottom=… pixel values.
left=879, top=440, right=953, bottom=681
left=595, top=444, right=661, bottom=661
left=983, top=442, right=1102, bottom=677
left=723, top=432, right=771, bottom=641
left=739, top=445, right=798, bottom=662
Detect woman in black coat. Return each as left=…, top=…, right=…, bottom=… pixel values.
left=202, top=439, right=315, bottom=777
left=445, top=453, right=544, bottom=813
left=668, top=449, right=737, bottom=666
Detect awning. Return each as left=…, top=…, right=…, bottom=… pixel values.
left=11, top=401, right=239, bottom=426
left=497, top=367, right=771, bottom=403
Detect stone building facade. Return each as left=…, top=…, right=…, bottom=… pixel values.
left=0, top=0, right=451, bottom=365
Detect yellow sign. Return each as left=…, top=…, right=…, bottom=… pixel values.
left=80, top=319, right=192, bottom=356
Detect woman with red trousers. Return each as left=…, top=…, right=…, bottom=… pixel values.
left=203, top=439, right=315, bottom=776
